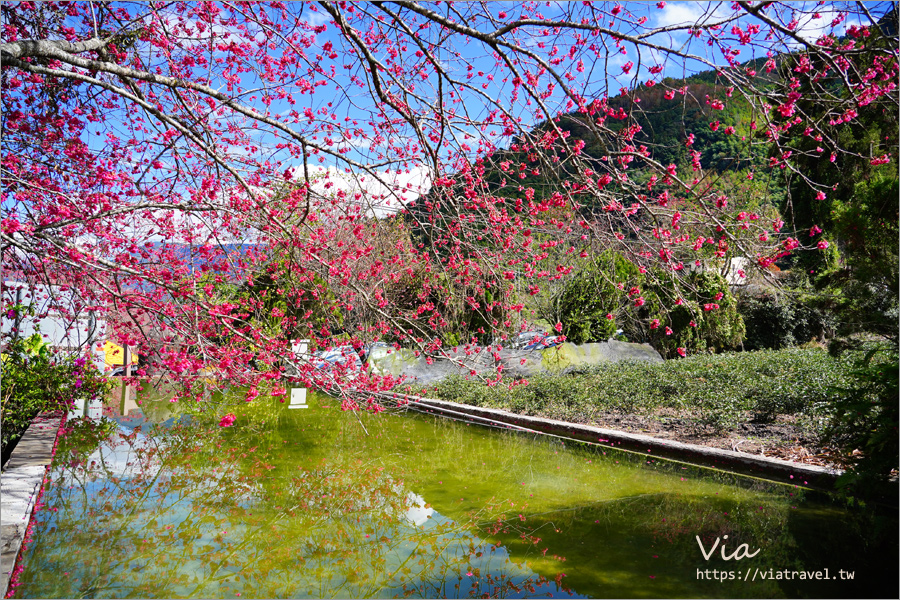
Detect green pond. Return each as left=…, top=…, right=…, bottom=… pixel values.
left=12, top=389, right=897, bottom=599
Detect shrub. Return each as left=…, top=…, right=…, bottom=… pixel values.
left=822, top=347, right=899, bottom=491
left=644, top=270, right=745, bottom=357
left=737, top=292, right=833, bottom=350
left=429, top=348, right=850, bottom=434
left=553, top=257, right=746, bottom=357
left=554, top=252, right=638, bottom=344
left=1, top=334, right=111, bottom=463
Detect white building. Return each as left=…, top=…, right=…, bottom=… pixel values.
left=1, top=281, right=108, bottom=371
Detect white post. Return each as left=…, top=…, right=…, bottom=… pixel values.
left=120, top=343, right=132, bottom=411
left=289, top=339, right=310, bottom=409
left=123, top=344, right=132, bottom=377
left=289, top=387, right=308, bottom=409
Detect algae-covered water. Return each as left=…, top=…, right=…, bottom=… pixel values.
left=13, top=390, right=897, bottom=598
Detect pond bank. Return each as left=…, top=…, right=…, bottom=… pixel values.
left=383, top=393, right=843, bottom=491
left=417, top=348, right=860, bottom=471
left=1, top=412, right=65, bottom=597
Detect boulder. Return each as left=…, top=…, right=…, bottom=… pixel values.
left=368, top=339, right=662, bottom=384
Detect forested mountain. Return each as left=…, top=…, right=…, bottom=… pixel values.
left=404, top=8, right=897, bottom=352
left=409, top=65, right=778, bottom=239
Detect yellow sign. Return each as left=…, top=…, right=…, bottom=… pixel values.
left=103, top=341, right=139, bottom=367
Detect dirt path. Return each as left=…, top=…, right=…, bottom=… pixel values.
left=581, top=409, right=850, bottom=469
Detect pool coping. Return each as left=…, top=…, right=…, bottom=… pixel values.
left=386, top=394, right=844, bottom=489
left=1, top=413, right=65, bottom=598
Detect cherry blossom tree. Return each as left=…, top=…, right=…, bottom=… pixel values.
left=2, top=1, right=896, bottom=406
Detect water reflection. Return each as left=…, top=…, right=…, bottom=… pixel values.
left=19, top=406, right=579, bottom=598
left=404, top=493, right=433, bottom=527
left=13, top=392, right=898, bottom=599
left=68, top=395, right=104, bottom=420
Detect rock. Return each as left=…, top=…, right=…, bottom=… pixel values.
left=369, top=339, right=662, bottom=384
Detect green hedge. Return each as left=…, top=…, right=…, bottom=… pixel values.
left=427, top=348, right=850, bottom=432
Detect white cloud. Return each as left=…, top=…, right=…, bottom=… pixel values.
left=145, top=11, right=267, bottom=57
left=793, top=8, right=851, bottom=45
left=288, top=164, right=433, bottom=219
left=335, top=136, right=373, bottom=153
left=655, top=2, right=706, bottom=28
left=301, top=6, right=331, bottom=28
left=654, top=2, right=733, bottom=29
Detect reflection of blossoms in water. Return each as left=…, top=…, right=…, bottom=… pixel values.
left=22, top=390, right=887, bottom=600
left=30, top=408, right=571, bottom=599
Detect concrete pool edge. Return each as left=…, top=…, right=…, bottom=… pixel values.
left=1, top=413, right=66, bottom=598
left=386, top=394, right=843, bottom=489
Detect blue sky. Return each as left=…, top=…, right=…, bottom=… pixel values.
left=4, top=1, right=892, bottom=234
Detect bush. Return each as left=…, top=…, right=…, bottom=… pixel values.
left=737, top=292, right=833, bottom=350
left=1, top=334, right=111, bottom=463
left=553, top=257, right=746, bottom=357
left=428, top=348, right=850, bottom=433
left=643, top=271, right=745, bottom=358
left=822, top=347, right=899, bottom=491
left=554, top=252, right=638, bottom=344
